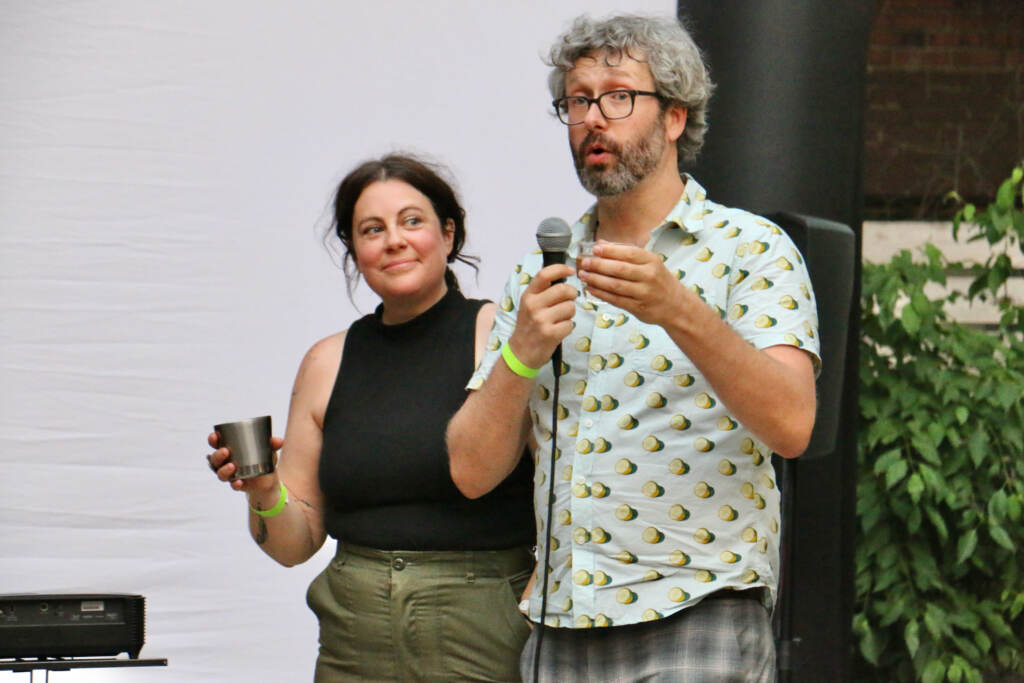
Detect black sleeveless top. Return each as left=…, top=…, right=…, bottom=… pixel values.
left=319, top=288, right=534, bottom=550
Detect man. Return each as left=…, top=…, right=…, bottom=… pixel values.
left=448, top=13, right=819, bottom=682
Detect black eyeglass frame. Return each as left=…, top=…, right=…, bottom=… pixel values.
left=552, top=89, right=662, bottom=125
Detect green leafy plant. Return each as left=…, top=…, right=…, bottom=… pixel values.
left=854, top=165, right=1024, bottom=682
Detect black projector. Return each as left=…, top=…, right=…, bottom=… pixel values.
left=0, top=594, right=145, bottom=659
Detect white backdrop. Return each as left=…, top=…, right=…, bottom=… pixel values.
left=0, top=1, right=671, bottom=681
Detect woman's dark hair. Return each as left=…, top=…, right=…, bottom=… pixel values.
left=329, top=153, right=478, bottom=294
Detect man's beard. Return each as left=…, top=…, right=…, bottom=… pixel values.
left=573, top=114, right=667, bottom=197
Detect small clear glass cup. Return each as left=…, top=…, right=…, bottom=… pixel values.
left=577, top=240, right=598, bottom=304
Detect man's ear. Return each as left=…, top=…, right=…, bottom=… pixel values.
left=665, top=105, right=688, bottom=143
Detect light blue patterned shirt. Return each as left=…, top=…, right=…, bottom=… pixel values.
left=468, top=176, right=820, bottom=628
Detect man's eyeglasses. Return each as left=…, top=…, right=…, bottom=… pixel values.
left=552, top=89, right=661, bottom=125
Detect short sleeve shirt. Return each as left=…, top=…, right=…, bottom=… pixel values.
left=468, top=175, right=821, bottom=629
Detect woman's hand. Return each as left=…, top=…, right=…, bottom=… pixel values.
left=206, top=432, right=285, bottom=493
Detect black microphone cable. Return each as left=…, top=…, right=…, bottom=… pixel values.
left=531, top=217, right=572, bottom=683
left=532, top=344, right=562, bottom=683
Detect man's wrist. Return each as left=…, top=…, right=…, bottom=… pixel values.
left=502, top=340, right=542, bottom=378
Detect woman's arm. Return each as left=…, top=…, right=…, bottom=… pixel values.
left=211, top=333, right=343, bottom=566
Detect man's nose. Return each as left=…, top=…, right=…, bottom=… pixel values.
left=582, top=100, right=608, bottom=129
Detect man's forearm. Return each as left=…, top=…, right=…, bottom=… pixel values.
left=663, top=295, right=816, bottom=458
left=448, top=359, right=535, bottom=499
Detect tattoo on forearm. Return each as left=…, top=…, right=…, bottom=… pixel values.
left=253, top=502, right=269, bottom=545
left=292, top=495, right=314, bottom=510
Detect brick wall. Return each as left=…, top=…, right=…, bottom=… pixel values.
left=863, top=0, right=1024, bottom=219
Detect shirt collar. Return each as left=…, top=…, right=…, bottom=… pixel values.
left=568, top=174, right=710, bottom=256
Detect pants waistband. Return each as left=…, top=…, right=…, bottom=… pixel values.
left=336, top=540, right=533, bottom=576
left=703, top=587, right=766, bottom=602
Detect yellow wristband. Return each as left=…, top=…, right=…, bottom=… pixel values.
left=250, top=482, right=287, bottom=518
left=501, top=342, right=540, bottom=379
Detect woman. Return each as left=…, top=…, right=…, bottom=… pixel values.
left=207, top=154, right=534, bottom=682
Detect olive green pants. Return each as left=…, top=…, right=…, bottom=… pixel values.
left=306, top=541, right=533, bottom=682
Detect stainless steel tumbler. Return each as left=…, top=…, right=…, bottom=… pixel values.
left=214, top=415, right=274, bottom=480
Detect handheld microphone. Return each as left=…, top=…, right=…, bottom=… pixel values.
left=535, top=217, right=572, bottom=367
left=536, top=217, right=572, bottom=283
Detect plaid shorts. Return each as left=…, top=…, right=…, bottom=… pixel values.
left=520, top=591, right=775, bottom=682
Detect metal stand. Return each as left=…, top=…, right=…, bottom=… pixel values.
left=774, top=456, right=799, bottom=681
left=0, top=657, right=167, bottom=681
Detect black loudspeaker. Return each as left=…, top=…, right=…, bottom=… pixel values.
left=680, top=2, right=870, bottom=678
left=766, top=214, right=856, bottom=681
left=768, top=213, right=856, bottom=459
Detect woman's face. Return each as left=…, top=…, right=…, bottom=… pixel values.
left=351, top=179, right=454, bottom=313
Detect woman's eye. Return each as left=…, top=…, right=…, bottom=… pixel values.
left=404, top=216, right=423, bottom=227
left=361, top=225, right=384, bottom=235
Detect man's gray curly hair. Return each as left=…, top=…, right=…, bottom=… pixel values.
left=545, top=14, right=715, bottom=163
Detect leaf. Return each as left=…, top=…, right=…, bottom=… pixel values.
left=922, top=659, right=946, bottom=683
left=858, top=624, right=882, bottom=665
left=988, top=524, right=1015, bottom=551
left=973, top=629, right=991, bottom=654
left=902, top=304, right=922, bottom=334
left=967, top=428, right=988, bottom=467
left=1007, top=493, right=1022, bottom=522
left=987, top=489, right=1008, bottom=522
left=948, top=658, right=964, bottom=683
left=954, top=406, right=968, bottom=425
left=994, top=381, right=1022, bottom=410
left=907, top=473, right=925, bottom=503
left=873, top=448, right=903, bottom=477
left=905, top=618, right=920, bottom=656
left=908, top=506, right=923, bottom=533
left=956, top=528, right=978, bottom=565
left=925, top=506, right=949, bottom=542
left=886, top=459, right=909, bottom=489
left=996, top=175, right=1016, bottom=210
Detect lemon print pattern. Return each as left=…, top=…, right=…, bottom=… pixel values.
left=641, top=481, right=664, bottom=498
left=669, top=550, right=690, bottom=566
left=464, top=177, right=819, bottom=629
left=669, top=504, right=689, bottom=521
left=670, top=414, right=691, bottom=431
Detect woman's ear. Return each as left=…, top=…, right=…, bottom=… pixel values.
left=443, top=218, right=456, bottom=257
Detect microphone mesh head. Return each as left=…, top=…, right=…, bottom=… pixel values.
left=536, top=217, right=572, bottom=252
